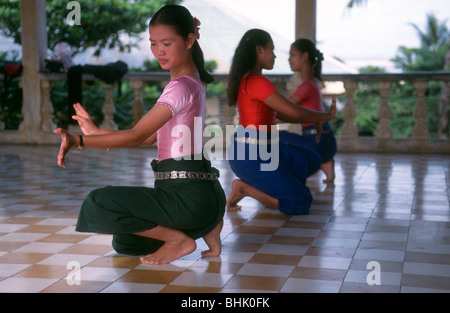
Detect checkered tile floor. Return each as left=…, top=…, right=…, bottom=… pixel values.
left=0, top=144, right=449, bottom=293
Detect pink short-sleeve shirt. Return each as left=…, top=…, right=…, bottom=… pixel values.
left=156, top=76, right=205, bottom=161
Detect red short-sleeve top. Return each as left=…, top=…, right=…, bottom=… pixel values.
left=237, top=75, right=278, bottom=130
left=292, top=80, right=324, bottom=127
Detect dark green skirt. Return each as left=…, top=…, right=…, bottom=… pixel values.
left=75, top=156, right=226, bottom=256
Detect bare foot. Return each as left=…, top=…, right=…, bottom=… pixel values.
left=226, top=179, right=246, bottom=211
left=227, top=179, right=279, bottom=211
left=201, top=220, right=223, bottom=257
left=321, top=159, right=335, bottom=184
left=140, top=237, right=196, bottom=265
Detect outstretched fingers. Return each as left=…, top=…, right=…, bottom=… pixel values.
left=329, top=94, right=337, bottom=119
left=72, top=103, right=98, bottom=135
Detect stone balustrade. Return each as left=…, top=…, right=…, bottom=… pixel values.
left=0, top=71, right=449, bottom=154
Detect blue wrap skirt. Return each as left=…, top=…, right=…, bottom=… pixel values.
left=279, top=122, right=337, bottom=164
left=228, top=126, right=321, bottom=215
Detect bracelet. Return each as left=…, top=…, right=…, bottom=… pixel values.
left=76, top=135, right=85, bottom=150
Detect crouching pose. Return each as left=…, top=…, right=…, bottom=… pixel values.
left=226, top=29, right=336, bottom=215
left=53, top=5, right=225, bottom=264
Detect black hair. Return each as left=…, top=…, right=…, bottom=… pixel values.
left=291, top=38, right=324, bottom=80
left=149, top=5, right=214, bottom=84
left=227, top=29, right=273, bottom=106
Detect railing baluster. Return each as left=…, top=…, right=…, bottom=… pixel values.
left=376, top=81, right=392, bottom=139
left=130, top=80, right=145, bottom=126
left=0, top=72, right=449, bottom=154
left=99, top=81, right=118, bottom=130
left=40, top=79, right=55, bottom=132
left=341, top=81, right=358, bottom=138
left=412, top=81, right=429, bottom=139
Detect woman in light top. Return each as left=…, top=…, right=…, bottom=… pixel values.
left=53, top=5, right=225, bottom=265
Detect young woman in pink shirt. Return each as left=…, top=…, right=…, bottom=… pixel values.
left=53, top=5, right=225, bottom=265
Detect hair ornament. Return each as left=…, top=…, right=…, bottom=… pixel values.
left=315, top=50, right=324, bottom=62
left=193, top=17, right=201, bottom=39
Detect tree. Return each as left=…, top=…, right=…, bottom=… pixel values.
left=345, top=2, right=450, bottom=138
left=0, top=0, right=182, bottom=129
left=392, top=13, right=449, bottom=72
left=346, top=0, right=367, bottom=8
left=392, top=13, right=450, bottom=138
left=438, top=47, right=450, bottom=138
left=0, top=0, right=181, bottom=56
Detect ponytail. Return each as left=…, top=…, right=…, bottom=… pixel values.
left=227, top=29, right=273, bottom=106
left=192, top=40, right=214, bottom=84
left=150, top=5, right=214, bottom=85
left=291, top=39, right=324, bottom=81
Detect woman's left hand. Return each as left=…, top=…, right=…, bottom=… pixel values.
left=53, top=128, right=76, bottom=168
left=314, top=122, right=323, bottom=143
left=72, top=103, right=98, bottom=135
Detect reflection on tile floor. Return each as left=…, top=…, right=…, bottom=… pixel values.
left=0, top=144, right=449, bottom=293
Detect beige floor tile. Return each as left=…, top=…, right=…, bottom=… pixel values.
left=59, top=244, right=114, bottom=255
left=224, top=275, right=287, bottom=291
left=14, top=264, right=69, bottom=279
left=118, top=269, right=181, bottom=284
left=1, top=146, right=449, bottom=294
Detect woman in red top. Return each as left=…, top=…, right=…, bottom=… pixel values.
left=282, top=38, right=337, bottom=183
left=226, top=29, right=336, bottom=215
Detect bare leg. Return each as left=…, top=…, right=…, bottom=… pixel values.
left=226, top=179, right=278, bottom=211
left=136, top=225, right=196, bottom=265
left=201, top=220, right=223, bottom=257
left=321, top=158, right=335, bottom=183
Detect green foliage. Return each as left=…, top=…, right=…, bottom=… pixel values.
left=333, top=69, right=445, bottom=139
left=0, top=51, right=22, bottom=129
left=389, top=13, right=449, bottom=137
left=332, top=13, right=449, bottom=139
left=346, top=0, right=367, bottom=9
left=0, top=0, right=181, bottom=130
left=0, top=0, right=181, bottom=56
left=1, top=3, right=447, bottom=137
left=392, top=13, right=449, bottom=72
left=50, top=80, right=106, bottom=129
left=48, top=58, right=223, bottom=130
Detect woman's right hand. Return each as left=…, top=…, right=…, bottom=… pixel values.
left=328, top=95, right=337, bottom=120
left=53, top=128, right=77, bottom=168
left=72, top=103, right=98, bottom=135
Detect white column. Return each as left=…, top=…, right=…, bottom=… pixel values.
left=295, top=0, right=316, bottom=42
left=19, top=0, right=48, bottom=143
left=288, top=0, right=317, bottom=135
